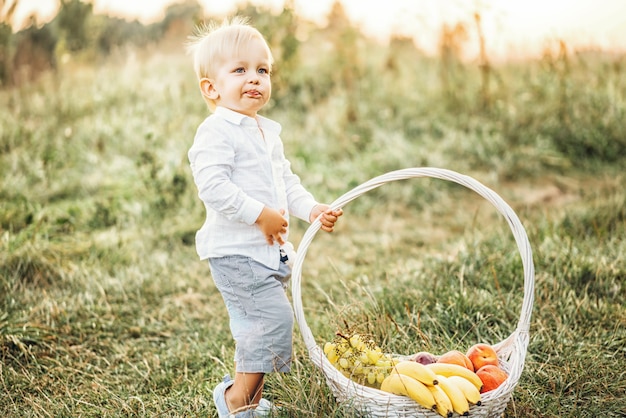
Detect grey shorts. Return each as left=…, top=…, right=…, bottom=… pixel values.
left=208, top=255, right=294, bottom=373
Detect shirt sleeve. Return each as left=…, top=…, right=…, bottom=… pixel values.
left=188, top=121, right=265, bottom=225
left=280, top=152, right=319, bottom=223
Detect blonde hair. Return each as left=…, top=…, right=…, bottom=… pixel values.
left=186, top=16, right=274, bottom=110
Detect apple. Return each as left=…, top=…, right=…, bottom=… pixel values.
left=466, top=343, right=499, bottom=371
left=412, top=351, right=438, bottom=365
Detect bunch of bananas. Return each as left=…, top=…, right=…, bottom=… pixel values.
left=323, top=332, right=396, bottom=388
left=380, top=362, right=483, bottom=417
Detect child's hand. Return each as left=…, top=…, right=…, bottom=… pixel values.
left=256, top=207, right=288, bottom=245
left=309, top=204, right=343, bottom=232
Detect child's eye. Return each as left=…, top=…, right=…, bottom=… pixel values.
left=234, top=67, right=245, bottom=73
left=258, top=68, right=269, bottom=75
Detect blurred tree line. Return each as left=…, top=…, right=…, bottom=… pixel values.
left=1, top=0, right=624, bottom=164
left=0, top=0, right=204, bottom=86
left=0, top=0, right=367, bottom=107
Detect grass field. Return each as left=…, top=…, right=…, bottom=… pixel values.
left=1, top=32, right=625, bottom=417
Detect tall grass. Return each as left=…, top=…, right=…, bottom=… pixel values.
left=1, top=30, right=625, bottom=418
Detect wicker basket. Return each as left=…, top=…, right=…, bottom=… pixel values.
left=291, top=168, right=535, bottom=417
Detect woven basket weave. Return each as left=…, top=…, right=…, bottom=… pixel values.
left=291, top=168, right=535, bottom=417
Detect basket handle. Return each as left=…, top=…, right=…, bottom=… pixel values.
left=291, top=168, right=535, bottom=376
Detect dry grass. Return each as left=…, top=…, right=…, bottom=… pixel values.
left=1, top=27, right=625, bottom=418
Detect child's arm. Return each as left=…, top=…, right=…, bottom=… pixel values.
left=256, top=207, right=288, bottom=245
left=309, top=204, right=343, bottom=232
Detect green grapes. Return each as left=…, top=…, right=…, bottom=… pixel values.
left=323, top=332, right=396, bottom=389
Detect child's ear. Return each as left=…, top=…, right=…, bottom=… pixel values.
left=200, top=78, right=219, bottom=100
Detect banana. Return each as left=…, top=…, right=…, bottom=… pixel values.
left=427, top=384, right=454, bottom=418
left=392, top=361, right=439, bottom=386
left=380, top=373, right=437, bottom=411
left=447, top=375, right=482, bottom=406
left=435, top=375, right=470, bottom=416
left=426, top=363, right=483, bottom=392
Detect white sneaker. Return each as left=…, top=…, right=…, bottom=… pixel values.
left=254, top=398, right=279, bottom=417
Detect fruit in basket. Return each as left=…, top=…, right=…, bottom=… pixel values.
left=435, top=375, right=470, bottom=416
left=392, top=361, right=439, bottom=386
left=476, top=364, right=508, bottom=393
left=446, top=375, right=482, bottom=405
left=425, top=363, right=483, bottom=392
left=437, top=350, right=474, bottom=371
left=466, top=343, right=499, bottom=371
left=323, top=332, right=395, bottom=389
left=381, top=366, right=486, bottom=417
left=413, top=351, right=438, bottom=365
left=380, top=373, right=437, bottom=411
left=427, top=384, right=454, bottom=417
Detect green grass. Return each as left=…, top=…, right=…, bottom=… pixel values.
left=1, top=34, right=625, bottom=417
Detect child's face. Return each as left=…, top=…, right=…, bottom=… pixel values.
left=206, top=38, right=272, bottom=117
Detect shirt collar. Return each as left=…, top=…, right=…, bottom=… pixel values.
left=214, top=106, right=281, bottom=135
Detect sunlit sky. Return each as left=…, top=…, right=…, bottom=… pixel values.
left=13, top=0, right=626, bottom=59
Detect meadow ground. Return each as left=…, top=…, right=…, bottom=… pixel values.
left=1, top=40, right=625, bottom=417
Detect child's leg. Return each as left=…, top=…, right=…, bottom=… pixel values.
left=226, top=372, right=265, bottom=412
left=210, top=256, right=293, bottom=413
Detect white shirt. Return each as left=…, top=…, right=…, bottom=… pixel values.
left=188, top=107, right=318, bottom=269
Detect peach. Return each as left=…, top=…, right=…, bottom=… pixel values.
left=437, top=350, right=474, bottom=371
left=476, top=364, right=508, bottom=393
left=466, top=343, right=499, bottom=371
